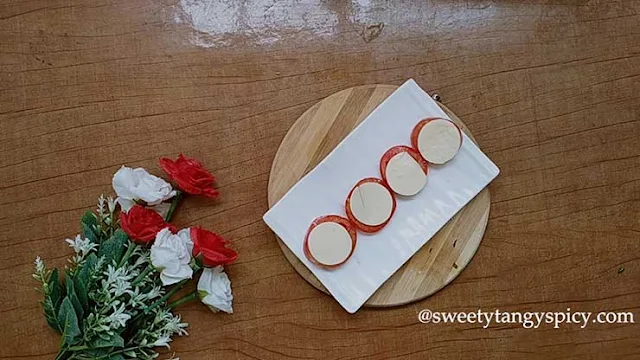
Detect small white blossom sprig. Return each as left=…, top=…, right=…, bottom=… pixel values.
left=97, top=194, right=118, bottom=238
left=125, top=308, right=189, bottom=357
left=32, top=257, right=59, bottom=329
left=34, top=195, right=190, bottom=360
left=35, top=157, right=233, bottom=360
left=65, top=235, right=98, bottom=269
left=83, top=243, right=163, bottom=342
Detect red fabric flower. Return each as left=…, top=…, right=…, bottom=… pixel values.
left=120, top=205, right=177, bottom=244
left=190, top=227, right=238, bottom=267
left=158, top=154, right=219, bottom=198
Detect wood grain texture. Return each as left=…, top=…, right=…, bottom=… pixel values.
left=1, top=0, right=640, bottom=359
left=267, top=84, right=492, bottom=307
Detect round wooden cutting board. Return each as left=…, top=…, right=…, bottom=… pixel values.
left=267, top=84, right=491, bottom=307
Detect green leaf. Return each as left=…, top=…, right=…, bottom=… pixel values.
left=98, top=230, right=128, bottom=265
left=42, top=297, right=61, bottom=332
left=65, top=273, right=84, bottom=325
left=81, top=210, right=99, bottom=228
left=106, top=355, right=125, bottom=360
left=80, top=347, right=112, bottom=358
left=90, top=333, right=124, bottom=349
left=74, top=276, right=89, bottom=312
left=48, top=268, right=62, bottom=310
left=57, top=297, right=81, bottom=346
left=77, top=253, right=98, bottom=285
left=82, top=223, right=98, bottom=243
left=41, top=269, right=64, bottom=332
left=123, top=350, right=136, bottom=357
left=81, top=211, right=100, bottom=243
left=98, top=331, right=113, bottom=341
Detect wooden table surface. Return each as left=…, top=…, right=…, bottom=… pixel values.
left=1, top=0, right=639, bottom=359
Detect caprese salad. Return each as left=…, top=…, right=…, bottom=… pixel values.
left=303, top=117, right=462, bottom=268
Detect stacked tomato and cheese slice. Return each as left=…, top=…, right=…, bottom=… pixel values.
left=411, top=118, right=462, bottom=165
left=380, top=146, right=429, bottom=196
left=303, top=117, right=462, bottom=268
left=304, top=215, right=357, bottom=268
left=346, top=178, right=396, bottom=233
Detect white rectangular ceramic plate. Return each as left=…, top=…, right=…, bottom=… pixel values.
left=263, top=79, right=499, bottom=313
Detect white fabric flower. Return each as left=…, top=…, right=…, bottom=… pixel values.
left=176, top=228, right=194, bottom=255
left=197, top=266, right=233, bottom=314
left=150, top=228, right=193, bottom=285
left=112, top=166, right=176, bottom=212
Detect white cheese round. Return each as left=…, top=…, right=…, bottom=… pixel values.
left=385, top=152, right=427, bottom=196
left=307, top=222, right=353, bottom=265
left=348, top=181, right=394, bottom=226
left=417, top=119, right=461, bottom=164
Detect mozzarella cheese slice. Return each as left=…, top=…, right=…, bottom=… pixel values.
left=417, top=119, right=461, bottom=164
left=307, top=222, right=353, bottom=265
left=348, top=181, right=394, bottom=226
left=385, top=152, right=427, bottom=196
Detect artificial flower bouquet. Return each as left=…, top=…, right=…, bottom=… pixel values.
left=33, top=155, right=236, bottom=360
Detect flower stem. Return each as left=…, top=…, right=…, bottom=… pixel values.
left=132, top=264, right=154, bottom=285
left=117, top=241, right=136, bottom=268
left=92, top=346, right=143, bottom=360
left=55, top=348, right=68, bottom=360
left=66, top=345, right=89, bottom=352
left=165, top=190, right=182, bottom=222
left=145, top=278, right=189, bottom=313
left=190, top=260, right=202, bottom=273
left=169, top=290, right=198, bottom=309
